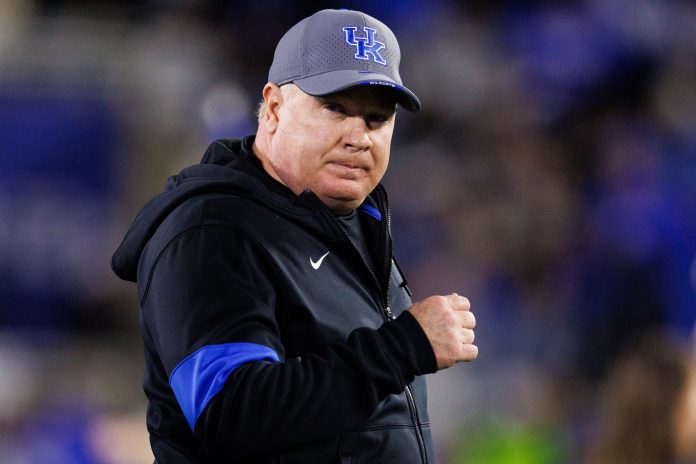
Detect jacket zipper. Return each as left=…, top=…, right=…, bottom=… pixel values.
left=331, top=217, right=385, bottom=302
left=404, top=385, right=427, bottom=463
left=310, top=189, right=428, bottom=464
left=382, top=194, right=428, bottom=464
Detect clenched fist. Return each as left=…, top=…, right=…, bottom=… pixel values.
left=407, top=293, right=478, bottom=370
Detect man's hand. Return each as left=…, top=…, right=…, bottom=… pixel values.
left=407, top=294, right=478, bottom=370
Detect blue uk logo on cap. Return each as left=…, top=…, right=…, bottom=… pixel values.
left=343, top=26, right=387, bottom=65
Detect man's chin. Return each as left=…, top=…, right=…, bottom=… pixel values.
left=320, top=194, right=364, bottom=215
left=312, top=179, right=375, bottom=213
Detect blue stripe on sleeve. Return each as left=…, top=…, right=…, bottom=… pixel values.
left=359, top=203, right=382, bottom=221
left=169, top=342, right=280, bottom=430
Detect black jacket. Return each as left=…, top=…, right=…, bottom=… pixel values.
left=112, top=137, right=438, bottom=463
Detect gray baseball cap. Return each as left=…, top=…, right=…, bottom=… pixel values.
left=268, top=9, right=421, bottom=112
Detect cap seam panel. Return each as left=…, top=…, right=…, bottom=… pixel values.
left=300, top=13, right=319, bottom=79
left=358, top=11, right=369, bottom=72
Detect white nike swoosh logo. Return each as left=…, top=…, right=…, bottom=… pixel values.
left=310, top=251, right=330, bottom=270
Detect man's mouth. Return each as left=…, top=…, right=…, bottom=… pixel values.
left=326, top=161, right=365, bottom=178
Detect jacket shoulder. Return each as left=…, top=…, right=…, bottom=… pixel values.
left=142, top=188, right=291, bottom=248
left=136, top=193, right=258, bottom=279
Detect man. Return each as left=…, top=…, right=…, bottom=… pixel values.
left=112, top=9, right=477, bottom=463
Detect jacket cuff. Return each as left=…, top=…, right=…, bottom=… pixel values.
left=377, top=311, right=438, bottom=386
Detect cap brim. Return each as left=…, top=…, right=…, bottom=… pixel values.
left=292, top=70, right=421, bottom=113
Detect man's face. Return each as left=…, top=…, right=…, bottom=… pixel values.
left=266, top=84, right=397, bottom=214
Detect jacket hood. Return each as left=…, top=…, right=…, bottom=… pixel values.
left=112, top=137, right=289, bottom=282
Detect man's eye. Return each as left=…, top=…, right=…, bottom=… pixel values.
left=324, top=103, right=344, bottom=113
left=367, top=114, right=388, bottom=126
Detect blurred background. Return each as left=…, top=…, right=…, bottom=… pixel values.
left=1, top=0, right=695, bottom=462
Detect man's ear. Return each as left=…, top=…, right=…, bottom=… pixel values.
left=262, top=83, right=283, bottom=134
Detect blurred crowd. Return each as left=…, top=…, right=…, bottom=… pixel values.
left=1, top=0, right=694, bottom=462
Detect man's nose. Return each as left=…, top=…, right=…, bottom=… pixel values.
left=343, top=116, right=372, bottom=152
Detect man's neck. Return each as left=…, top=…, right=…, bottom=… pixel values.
left=251, top=130, right=294, bottom=194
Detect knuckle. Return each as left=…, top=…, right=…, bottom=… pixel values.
left=463, top=328, right=475, bottom=343
left=466, top=311, right=476, bottom=328
left=471, top=345, right=479, bottom=358
left=463, top=344, right=478, bottom=361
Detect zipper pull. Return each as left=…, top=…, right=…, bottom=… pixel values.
left=385, top=306, right=397, bottom=320
left=392, top=256, right=413, bottom=297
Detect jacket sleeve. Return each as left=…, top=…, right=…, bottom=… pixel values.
left=141, top=224, right=437, bottom=460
